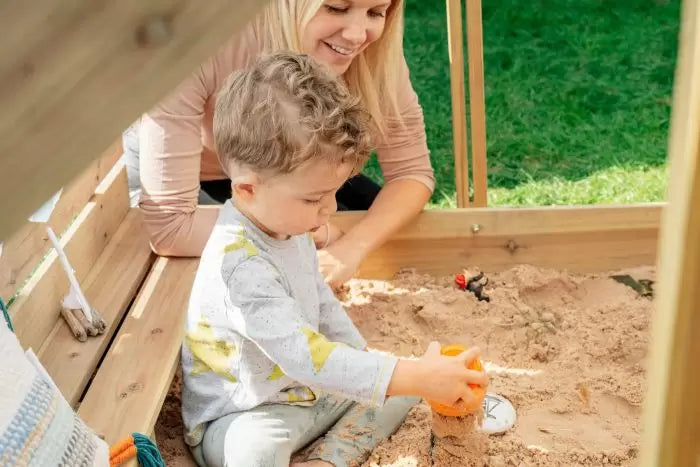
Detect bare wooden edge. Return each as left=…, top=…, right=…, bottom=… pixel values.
left=0, top=140, right=122, bottom=300
left=354, top=227, right=658, bottom=278
left=78, top=257, right=200, bottom=444
left=10, top=163, right=130, bottom=352
left=640, top=0, right=700, bottom=464
left=38, top=209, right=154, bottom=407
left=332, top=203, right=662, bottom=240
left=446, top=0, right=470, bottom=208
left=330, top=204, right=661, bottom=278
left=465, top=0, right=488, bottom=207
left=0, top=0, right=269, bottom=243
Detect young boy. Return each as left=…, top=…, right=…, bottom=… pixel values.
left=181, top=52, right=488, bottom=467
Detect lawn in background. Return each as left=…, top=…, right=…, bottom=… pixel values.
left=364, top=0, right=680, bottom=207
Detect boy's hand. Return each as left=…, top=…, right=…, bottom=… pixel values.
left=387, top=342, right=488, bottom=408
left=419, top=342, right=488, bottom=407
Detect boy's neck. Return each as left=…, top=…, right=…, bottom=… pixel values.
left=230, top=198, right=290, bottom=241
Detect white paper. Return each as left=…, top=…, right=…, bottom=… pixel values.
left=62, top=286, right=83, bottom=310
left=28, top=188, right=63, bottom=223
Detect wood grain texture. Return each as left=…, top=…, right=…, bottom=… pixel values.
left=38, top=209, right=154, bottom=407
left=332, top=204, right=661, bottom=277
left=466, top=0, right=488, bottom=207
left=0, top=140, right=122, bottom=300
left=446, top=0, right=470, bottom=207
left=10, top=163, right=130, bottom=352
left=0, top=0, right=268, bottom=243
left=78, top=257, right=199, bottom=443
left=640, top=0, right=700, bottom=464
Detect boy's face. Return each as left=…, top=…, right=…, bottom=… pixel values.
left=234, top=159, right=354, bottom=239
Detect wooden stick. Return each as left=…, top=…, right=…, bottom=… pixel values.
left=73, top=308, right=99, bottom=337
left=640, top=0, right=700, bottom=464
left=92, top=310, right=107, bottom=334
left=446, top=0, right=470, bottom=208
left=47, top=227, right=98, bottom=328
left=466, top=0, right=488, bottom=207
left=60, top=306, right=87, bottom=342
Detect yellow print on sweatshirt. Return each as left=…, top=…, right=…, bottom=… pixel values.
left=186, top=320, right=238, bottom=383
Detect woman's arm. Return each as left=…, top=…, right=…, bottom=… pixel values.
left=319, top=180, right=431, bottom=286
left=139, top=33, right=253, bottom=257
left=319, top=58, right=434, bottom=286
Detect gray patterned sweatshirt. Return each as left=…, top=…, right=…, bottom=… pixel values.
left=181, top=202, right=398, bottom=446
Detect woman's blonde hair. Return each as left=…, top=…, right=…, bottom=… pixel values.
left=254, top=0, right=405, bottom=137
left=214, top=52, right=373, bottom=177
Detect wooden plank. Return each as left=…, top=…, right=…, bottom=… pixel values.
left=465, top=0, right=488, bottom=207
left=0, top=0, right=269, bottom=244
left=332, top=203, right=662, bottom=240
left=0, top=140, right=122, bottom=300
left=9, top=163, right=130, bottom=352
left=355, top=227, right=658, bottom=278
left=640, top=0, right=700, bottom=464
left=78, top=257, right=199, bottom=443
left=38, top=209, right=154, bottom=407
left=332, top=204, right=661, bottom=278
left=446, top=0, right=470, bottom=207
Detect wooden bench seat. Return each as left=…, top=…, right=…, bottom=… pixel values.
left=38, top=208, right=154, bottom=406
left=1, top=143, right=198, bottom=460
left=79, top=256, right=199, bottom=443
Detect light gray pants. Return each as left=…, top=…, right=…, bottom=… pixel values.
left=191, top=394, right=419, bottom=467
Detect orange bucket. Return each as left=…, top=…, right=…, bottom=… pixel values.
left=427, top=344, right=487, bottom=417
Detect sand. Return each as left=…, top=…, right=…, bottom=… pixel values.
left=155, top=264, right=653, bottom=466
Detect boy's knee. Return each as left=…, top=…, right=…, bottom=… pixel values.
left=206, top=413, right=295, bottom=467
left=224, top=444, right=292, bottom=467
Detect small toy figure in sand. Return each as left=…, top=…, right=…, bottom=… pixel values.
left=455, top=271, right=490, bottom=302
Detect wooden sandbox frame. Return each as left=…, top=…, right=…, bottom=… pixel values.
left=0, top=1, right=697, bottom=465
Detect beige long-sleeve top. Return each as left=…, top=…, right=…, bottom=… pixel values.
left=139, top=24, right=434, bottom=256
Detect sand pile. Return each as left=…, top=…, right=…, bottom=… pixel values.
left=156, top=265, right=653, bottom=466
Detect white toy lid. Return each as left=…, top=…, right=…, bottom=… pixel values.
left=481, top=392, right=517, bottom=434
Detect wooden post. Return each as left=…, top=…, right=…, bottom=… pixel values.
left=466, top=0, right=488, bottom=207
left=446, top=0, right=470, bottom=208
left=640, top=0, right=700, bottom=465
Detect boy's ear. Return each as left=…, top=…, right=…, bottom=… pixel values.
left=231, top=173, right=260, bottom=201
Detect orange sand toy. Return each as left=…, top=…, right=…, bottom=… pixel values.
left=427, top=344, right=487, bottom=417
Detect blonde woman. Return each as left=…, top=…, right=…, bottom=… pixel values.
left=131, top=0, right=434, bottom=287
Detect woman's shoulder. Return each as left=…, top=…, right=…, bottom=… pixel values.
left=198, top=22, right=263, bottom=95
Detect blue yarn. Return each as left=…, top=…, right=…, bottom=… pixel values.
left=1, top=297, right=12, bottom=333
left=132, top=433, right=165, bottom=467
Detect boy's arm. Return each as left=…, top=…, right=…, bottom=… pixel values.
left=314, top=264, right=366, bottom=350
left=228, top=256, right=397, bottom=407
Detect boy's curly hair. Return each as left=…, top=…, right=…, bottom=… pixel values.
left=214, top=52, right=373, bottom=177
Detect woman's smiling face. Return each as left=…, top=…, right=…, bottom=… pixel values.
left=302, top=0, right=391, bottom=75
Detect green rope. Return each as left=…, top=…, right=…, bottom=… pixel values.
left=132, top=433, right=165, bottom=467
left=1, top=297, right=12, bottom=333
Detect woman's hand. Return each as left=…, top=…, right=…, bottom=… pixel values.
left=318, top=237, right=365, bottom=289
left=311, top=222, right=344, bottom=249
left=314, top=222, right=365, bottom=288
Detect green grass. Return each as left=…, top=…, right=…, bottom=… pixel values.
left=364, top=0, right=681, bottom=207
